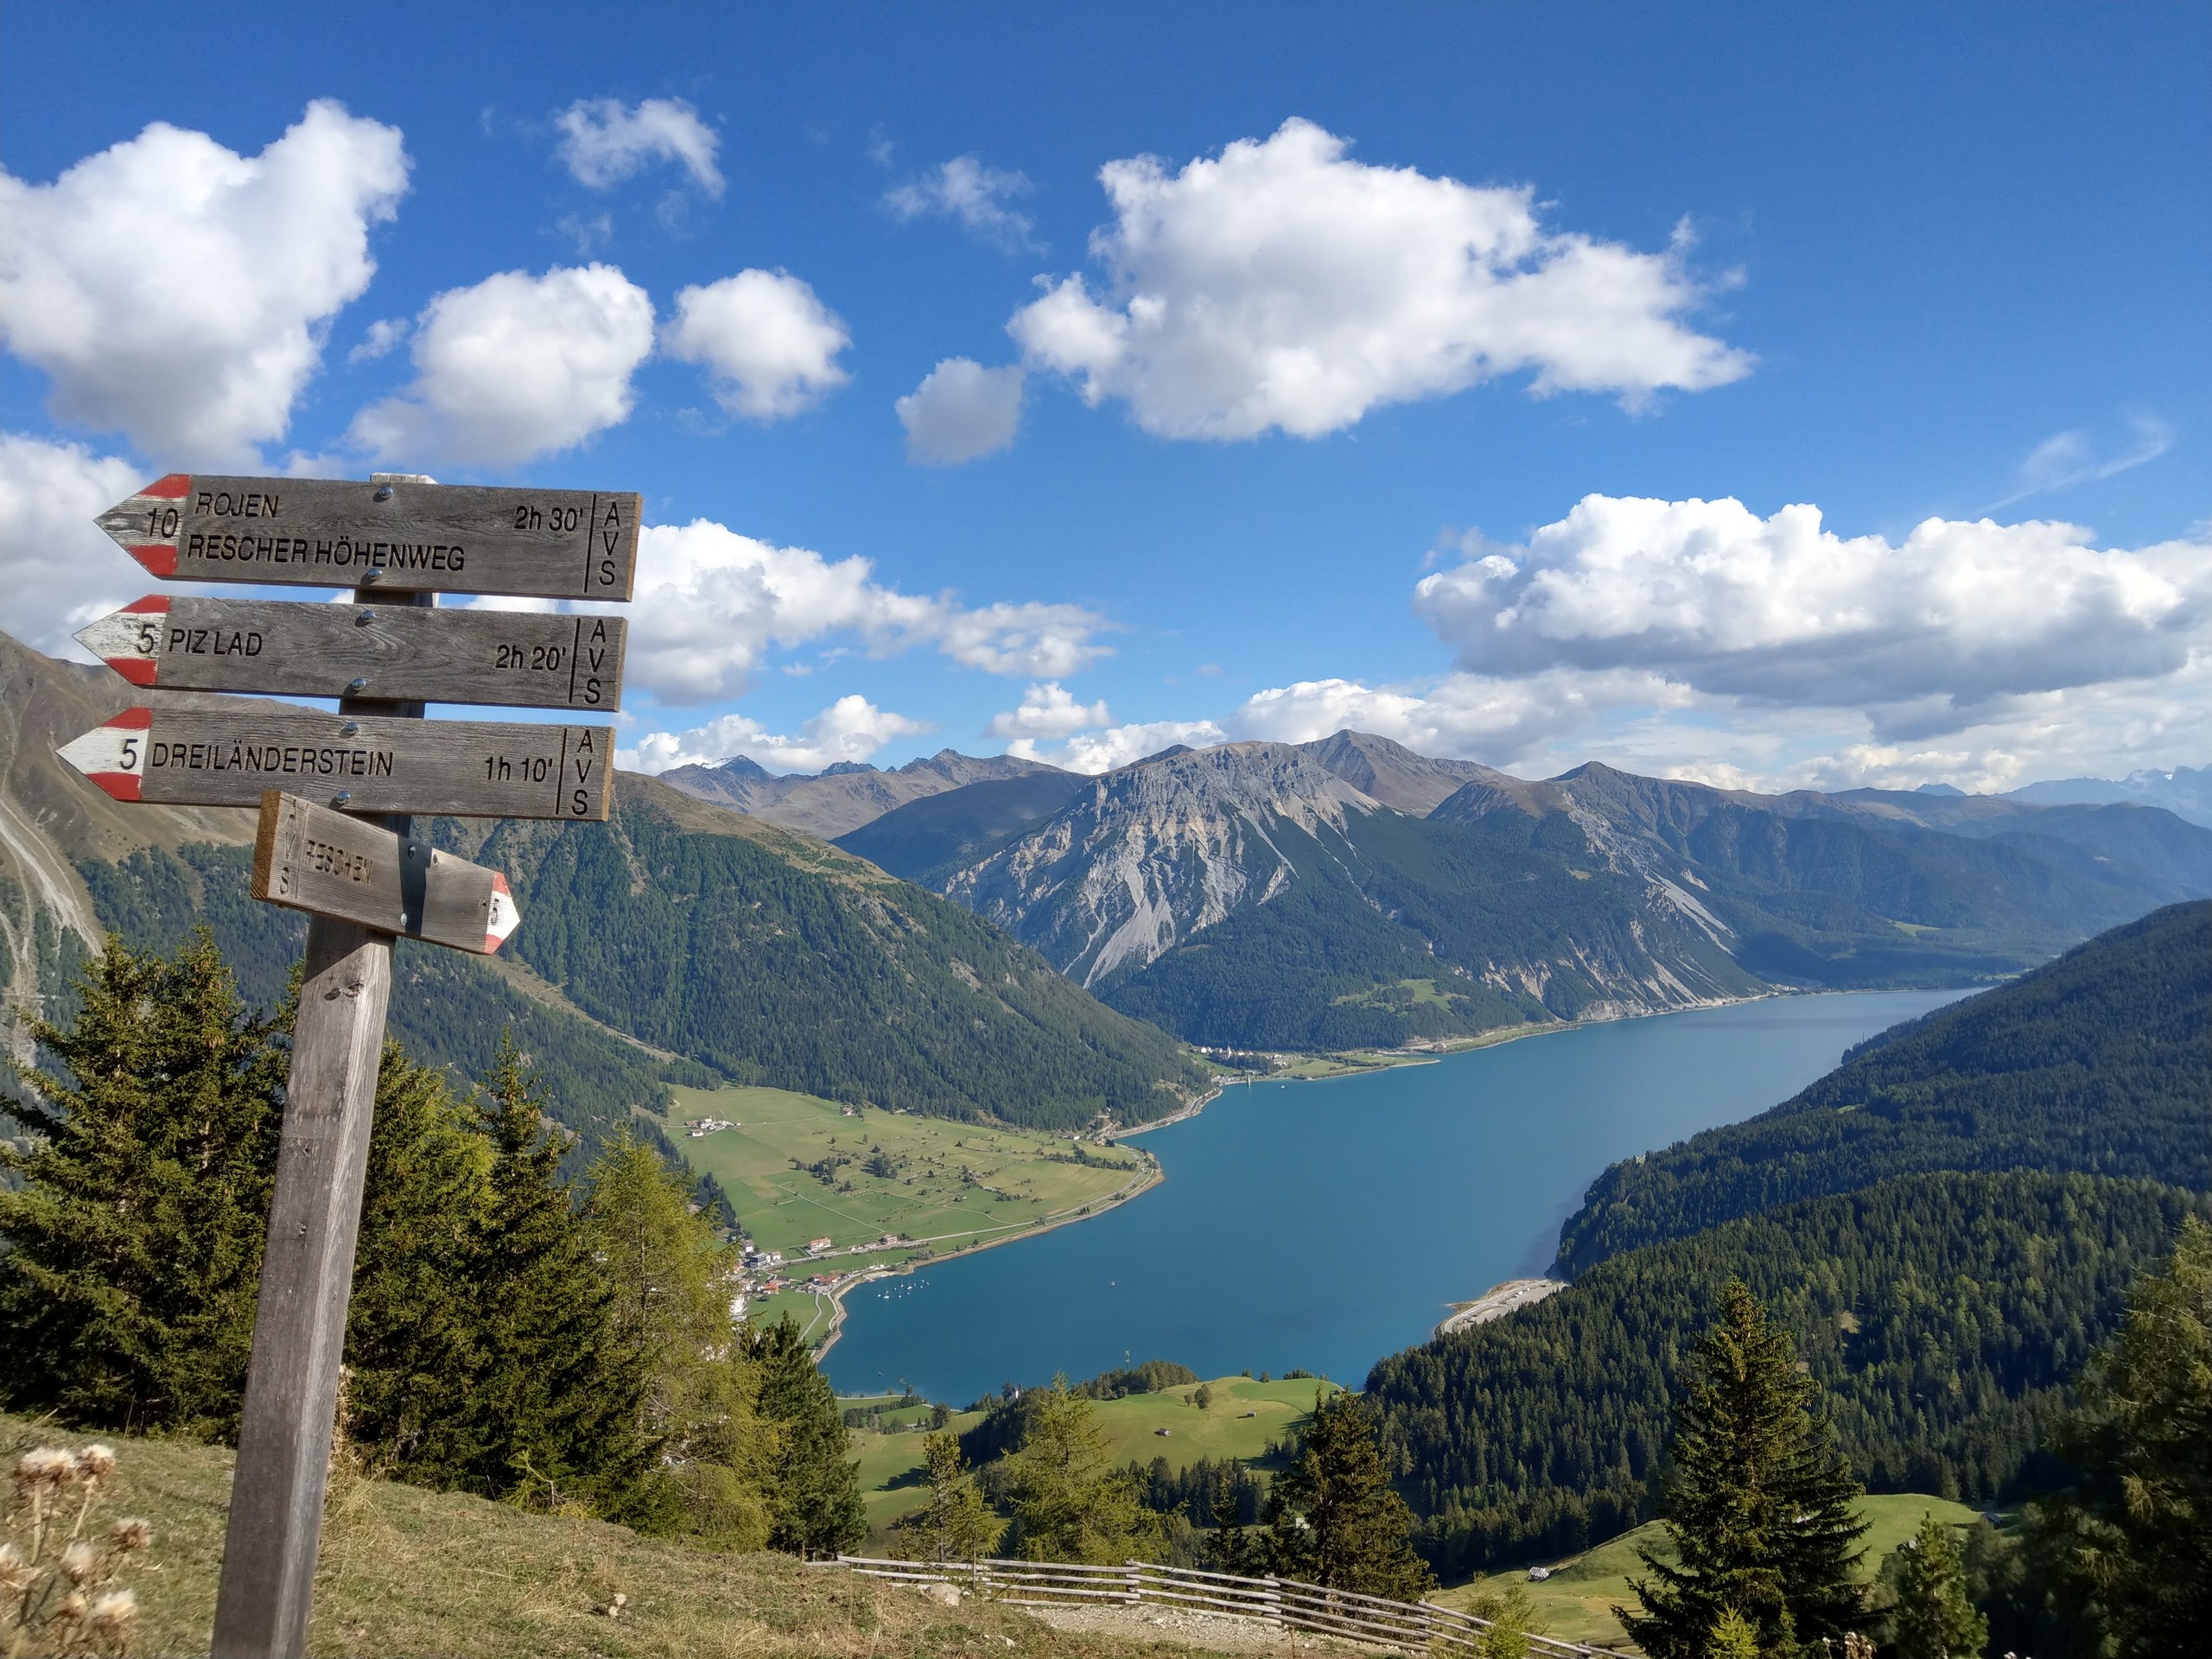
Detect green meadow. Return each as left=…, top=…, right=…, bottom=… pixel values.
left=847, top=1374, right=1344, bottom=1533
left=1433, top=1491, right=1990, bottom=1649
left=662, top=1084, right=1157, bottom=1289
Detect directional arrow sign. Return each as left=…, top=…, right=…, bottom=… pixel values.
left=98, top=474, right=639, bottom=601
left=75, top=595, right=626, bottom=710
left=59, top=707, right=613, bottom=820
left=252, top=791, right=520, bottom=953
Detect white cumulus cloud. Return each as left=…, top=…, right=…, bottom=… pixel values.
left=0, top=434, right=150, bottom=657
left=350, top=264, right=656, bottom=468
left=618, top=518, right=1111, bottom=705
left=934, top=601, right=1109, bottom=677
left=620, top=695, right=930, bottom=775
left=0, top=100, right=409, bottom=467
left=1038, top=720, right=1230, bottom=774
left=1006, top=117, right=1749, bottom=441
left=986, top=682, right=1112, bottom=741
left=556, top=97, right=723, bottom=195
left=1413, top=494, right=2211, bottom=726
left=663, top=270, right=850, bottom=420
left=883, top=155, right=1039, bottom=251
left=897, top=358, right=1026, bottom=465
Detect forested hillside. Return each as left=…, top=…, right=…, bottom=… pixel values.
left=73, top=840, right=701, bottom=1164
left=1367, top=1171, right=2209, bottom=1574
left=459, top=777, right=1209, bottom=1128
left=1554, top=900, right=2212, bottom=1273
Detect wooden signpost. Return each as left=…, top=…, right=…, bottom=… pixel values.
left=60, top=705, right=614, bottom=819
left=254, top=791, right=522, bottom=954
left=97, top=472, right=641, bottom=600
left=75, top=594, right=626, bottom=709
left=58, top=472, right=637, bottom=1659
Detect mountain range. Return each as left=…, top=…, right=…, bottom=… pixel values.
left=658, top=749, right=1061, bottom=840
left=830, top=733, right=2212, bottom=1052
left=0, top=632, right=1205, bottom=1152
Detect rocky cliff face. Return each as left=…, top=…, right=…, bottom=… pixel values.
left=944, top=741, right=1388, bottom=987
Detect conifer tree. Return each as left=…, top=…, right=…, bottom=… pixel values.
left=746, top=1315, right=866, bottom=1557
left=587, top=1129, right=772, bottom=1547
left=1204, top=1466, right=1254, bottom=1575
left=458, top=1036, right=647, bottom=1508
left=1002, top=1376, right=1159, bottom=1563
left=1263, top=1389, right=1435, bottom=1599
left=1618, top=1279, right=1868, bottom=1657
left=340, top=1038, right=499, bottom=1480
left=899, top=1431, right=1001, bottom=1564
left=2041, top=1214, right=2212, bottom=1657
left=0, top=932, right=285, bottom=1437
left=1886, top=1515, right=1987, bottom=1659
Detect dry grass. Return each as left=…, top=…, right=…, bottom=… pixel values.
left=1, top=1414, right=1234, bottom=1658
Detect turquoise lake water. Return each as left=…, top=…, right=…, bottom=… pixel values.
left=823, top=990, right=1967, bottom=1403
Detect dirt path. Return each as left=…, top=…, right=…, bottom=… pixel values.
left=1025, top=1602, right=1376, bottom=1656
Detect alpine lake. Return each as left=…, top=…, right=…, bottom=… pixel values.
left=823, top=989, right=1967, bottom=1402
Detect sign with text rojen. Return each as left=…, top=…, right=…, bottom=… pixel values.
left=253, top=791, right=519, bottom=954
left=97, top=473, right=641, bottom=601
left=76, top=594, right=625, bottom=709
left=60, top=706, right=613, bottom=820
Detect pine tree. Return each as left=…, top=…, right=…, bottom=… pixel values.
left=747, top=1315, right=866, bottom=1558
left=1204, top=1465, right=1254, bottom=1575
left=899, top=1430, right=1001, bottom=1564
left=2041, top=1213, right=2212, bottom=1658
left=1003, top=1376, right=1160, bottom=1563
left=1465, top=1584, right=1543, bottom=1658
left=0, top=932, right=285, bottom=1437
left=1618, top=1280, right=1868, bottom=1657
left=1886, top=1515, right=1987, bottom=1659
left=1263, top=1389, right=1435, bottom=1600
left=340, top=1038, right=499, bottom=1481
left=457, top=1036, right=648, bottom=1509
left=586, top=1129, right=772, bottom=1547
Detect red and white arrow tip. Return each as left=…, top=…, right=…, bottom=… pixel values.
left=73, top=595, right=170, bottom=687
left=486, top=873, right=520, bottom=954
left=57, top=709, right=153, bottom=802
left=97, top=474, right=191, bottom=578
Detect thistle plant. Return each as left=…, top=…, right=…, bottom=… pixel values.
left=3, top=1443, right=153, bottom=1656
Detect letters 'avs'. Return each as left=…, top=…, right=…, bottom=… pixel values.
left=97, top=474, right=641, bottom=601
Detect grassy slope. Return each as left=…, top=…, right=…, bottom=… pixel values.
left=852, top=1376, right=1344, bottom=1530
left=670, top=1084, right=1154, bottom=1268
left=0, top=1414, right=1226, bottom=1659
left=1433, top=1494, right=1986, bottom=1651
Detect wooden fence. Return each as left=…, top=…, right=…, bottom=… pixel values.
left=809, top=1555, right=1608, bottom=1656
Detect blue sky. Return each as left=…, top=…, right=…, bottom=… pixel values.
left=4, top=3, right=2207, bottom=790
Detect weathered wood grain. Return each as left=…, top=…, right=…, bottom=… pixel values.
left=251, top=791, right=520, bottom=952
left=76, top=594, right=626, bottom=709
left=210, top=918, right=390, bottom=1659
left=98, top=473, right=639, bottom=601
left=58, top=705, right=613, bottom=820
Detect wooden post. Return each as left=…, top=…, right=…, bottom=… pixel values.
left=210, top=582, right=428, bottom=1658
left=208, top=917, right=391, bottom=1656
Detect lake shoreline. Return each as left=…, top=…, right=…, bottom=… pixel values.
left=819, top=987, right=1969, bottom=1401
left=805, top=1143, right=1173, bottom=1360
left=812, top=991, right=1789, bottom=1356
